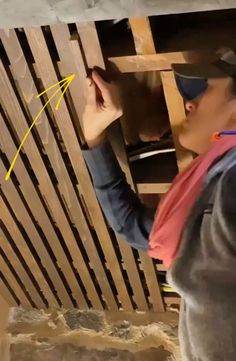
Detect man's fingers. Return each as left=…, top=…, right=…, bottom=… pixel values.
left=86, top=77, right=96, bottom=105
left=91, top=71, right=112, bottom=103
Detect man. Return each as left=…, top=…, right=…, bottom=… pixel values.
left=82, top=48, right=236, bottom=360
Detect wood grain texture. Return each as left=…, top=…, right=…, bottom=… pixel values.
left=0, top=21, right=180, bottom=312
left=160, top=71, right=193, bottom=172
left=108, top=52, right=186, bottom=73
left=129, top=17, right=165, bottom=312
left=0, top=112, right=73, bottom=307
left=0, top=171, right=59, bottom=308
left=129, top=17, right=156, bottom=54
left=0, top=229, right=45, bottom=308
left=0, top=280, right=18, bottom=307
left=0, top=59, right=88, bottom=309
left=1, top=28, right=113, bottom=311
left=75, top=22, right=150, bottom=311
left=0, top=253, right=31, bottom=306
left=136, top=183, right=171, bottom=194
left=24, top=26, right=133, bottom=311
left=164, top=297, right=181, bottom=306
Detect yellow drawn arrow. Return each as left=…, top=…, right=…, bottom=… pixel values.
left=5, top=74, right=75, bottom=181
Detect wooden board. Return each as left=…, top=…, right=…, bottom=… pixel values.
left=108, top=52, right=186, bottom=73
left=0, top=168, right=60, bottom=307
left=24, top=26, right=133, bottom=311
left=1, top=28, right=116, bottom=311
left=0, top=252, right=31, bottom=306
left=0, top=20, right=182, bottom=312
left=0, top=113, right=73, bottom=308
left=136, top=183, right=171, bottom=194
left=0, top=59, right=89, bottom=309
left=160, top=71, right=193, bottom=172
left=129, top=17, right=156, bottom=54
left=74, top=22, right=154, bottom=311
left=0, top=279, right=18, bottom=307
left=0, top=229, right=45, bottom=308
left=126, top=17, right=165, bottom=312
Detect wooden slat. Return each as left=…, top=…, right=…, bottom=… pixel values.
left=74, top=22, right=149, bottom=311
left=107, top=123, right=149, bottom=311
left=1, top=28, right=114, bottom=310
left=0, top=184, right=58, bottom=307
left=164, top=296, right=181, bottom=306
left=24, top=26, right=133, bottom=310
left=129, top=17, right=156, bottom=54
left=137, top=183, right=171, bottom=194
left=0, top=252, right=31, bottom=306
left=0, top=112, right=73, bottom=308
left=0, top=194, right=65, bottom=307
left=0, top=60, right=89, bottom=309
left=160, top=71, right=193, bottom=172
left=0, top=279, right=18, bottom=307
left=76, top=22, right=105, bottom=67
left=156, top=263, right=167, bottom=272
left=138, top=251, right=164, bottom=312
left=0, top=230, right=45, bottom=308
left=108, top=52, right=186, bottom=73
left=129, top=17, right=165, bottom=313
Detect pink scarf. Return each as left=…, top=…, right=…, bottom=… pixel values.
left=148, top=135, right=236, bottom=268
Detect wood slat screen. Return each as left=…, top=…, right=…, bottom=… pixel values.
left=0, top=19, right=185, bottom=312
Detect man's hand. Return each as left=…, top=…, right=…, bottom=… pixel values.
left=82, top=70, right=123, bottom=148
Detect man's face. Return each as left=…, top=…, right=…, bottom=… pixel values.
left=179, top=77, right=236, bottom=154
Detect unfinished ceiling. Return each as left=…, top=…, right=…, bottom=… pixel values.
left=1, top=0, right=236, bottom=28
left=0, top=15, right=188, bottom=313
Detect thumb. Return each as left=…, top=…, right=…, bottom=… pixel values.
left=86, top=77, right=96, bottom=105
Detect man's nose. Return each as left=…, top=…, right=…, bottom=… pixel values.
left=185, top=100, right=197, bottom=113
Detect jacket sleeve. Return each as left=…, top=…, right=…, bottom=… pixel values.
left=82, top=138, right=155, bottom=251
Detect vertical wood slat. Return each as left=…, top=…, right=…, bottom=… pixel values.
left=129, top=17, right=165, bottom=312
left=129, top=17, right=156, bottom=54
left=0, top=60, right=89, bottom=309
left=0, top=230, right=45, bottom=308
left=0, top=112, right=73, bottom=308
left=73, top=22, right=149, bottom=311
left=0, top=29, right=113, bottom=311
left=0, top=279, right=18, bottom=307
left=160, top=71, right=193, bottom=172
left=24, top=26, right=133, bottom=311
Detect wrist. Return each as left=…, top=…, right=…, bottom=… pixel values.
left=86, top=132, right=106, bottom=148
